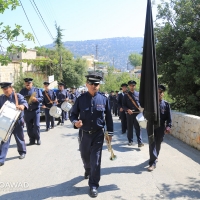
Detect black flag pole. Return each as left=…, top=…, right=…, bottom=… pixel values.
left=139, top=0, right=160, bottom=145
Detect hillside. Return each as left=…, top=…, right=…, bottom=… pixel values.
left=45, top=37, right=143, bottom=69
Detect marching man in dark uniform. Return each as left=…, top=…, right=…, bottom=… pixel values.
left=69, top=85, right=78, bottom=105
left=0, top=82, right=28, bottom=166
left=148, top=84, right=172, bottom=171
left=118, top=83, right=128, bottom=134
left=56, top=82, right=69, bottom=125
left=108, top=91, right=114, bottom=114
left=42, top=82, right=57, bottom=131
left=122, top=80, right=144, bottom=147
left=113, top=91, right=119, bottom=116
left=70, top=72, right=113, bottom=198
left=20, top=78, right=43, bottom=145
left=68, top=86, right=77, bottom=116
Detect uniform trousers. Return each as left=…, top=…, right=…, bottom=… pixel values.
left=57, top=104, right=65, bottom=123
left=120, top=110, right=127, bottom=133
left=79, top=129, right=104, bottom=189
left=114, top=104, right=119, bottom=116
left=0, top=119, right=26, bottom=163
left=24, top=109, right=40, bottom=143
left=149, top=126, right=165, bottom=166
left=109, top=102, right=113, bottom=114
left=126, top=113, right=142, bottom=144
left=44, top=108, right=55, bottom=129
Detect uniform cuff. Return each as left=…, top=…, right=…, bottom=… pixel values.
left=72, top=120, right=78, bottom=126
left=107, top=132, right=113, bottom=136
left=72, top=120, right=78, bottom=129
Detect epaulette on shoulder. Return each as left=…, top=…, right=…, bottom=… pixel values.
left=76, top=93, right=82, bottom=99
left=99, top=92, right=107, bottom=98
left=164, top=100, right=169, bottom=104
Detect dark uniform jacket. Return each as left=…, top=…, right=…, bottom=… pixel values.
left=160, top=100, right=172, bottom=128
left=69, top=93, right=77, bottom=104
left=56, top=89, right=69, bottom=105
left=118, top=92, right=127, bottom=109
left=113, top=95, right=118, bottom=105
left=20, top=87, right=43, bottom=111
left=42, top=89, right=57, bottom=108
left=108, top=95, right=114, bottom=103
left=122, top=91, right=140, bottom=112
left=70, top=92, right=113, bottom=135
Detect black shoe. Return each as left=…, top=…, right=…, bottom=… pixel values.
left=128, top=142, right=133, bottom=146
left=138, top=143, right=144, bottom=147
left=148, top=165, right=156, bottom=171
left=84, top=172, right=89, bottom=179
left=37, top=140, right=41, bottom=145
left=46, top=128, right=50, bottom=132
left=19, top=154, right=25, bottom=159
left=57, top=121, right=61, bottom=126
left=27, top=142, right=35, bottom=146
left=0, top=162, right=4, bottom=167
left=90, top=188, right=98, bottom=198
left=122, top=131, right=126, bottom=134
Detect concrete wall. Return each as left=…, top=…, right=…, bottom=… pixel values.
left=0, top=62, right=20, bottom=83
left=171, top=111, right=200, bottom=151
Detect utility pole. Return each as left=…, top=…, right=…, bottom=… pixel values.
left=113, top=57, right=115, bottom=67
left=96, top=44, right=98, bottom=60
left=94, top=45, right=98, bottom=72
left=127, top=61, right=130, bottom=71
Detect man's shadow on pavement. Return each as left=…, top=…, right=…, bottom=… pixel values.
left=109, top=143, right=141, bottom=152
left=0, top=176, right=119, bottom=200
left=102, top=160, right=149, bottom=175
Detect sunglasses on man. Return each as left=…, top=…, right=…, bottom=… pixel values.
left=87, top=81, right=100, bottom=86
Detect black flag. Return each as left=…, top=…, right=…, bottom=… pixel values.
left=139, top=0, right=160, bottom=144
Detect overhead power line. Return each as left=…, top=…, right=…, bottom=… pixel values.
left=19, top=0, right=41, bottom=46
left=29, top=0, right=53, bottom=40
left=31, top=0, right=54, bottom=41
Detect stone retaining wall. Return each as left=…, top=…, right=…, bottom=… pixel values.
left=171, top=111, right=200, bottom=150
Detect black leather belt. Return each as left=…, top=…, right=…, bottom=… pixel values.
left=82, top=128, right=102, bottom=134
left=26, top=108, right=39, bottom=112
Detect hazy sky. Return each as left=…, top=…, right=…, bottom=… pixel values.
left=1, top=0, right=160, bottom=48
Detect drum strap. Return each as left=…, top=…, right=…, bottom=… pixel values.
left=127, top=93, right=139, bottom=110
left=14, top=92, right=19, bottom=106
left=45, top=91, right=53, bottom=104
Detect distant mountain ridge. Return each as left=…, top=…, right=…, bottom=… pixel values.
left=45, top=37, right=143, bottom=69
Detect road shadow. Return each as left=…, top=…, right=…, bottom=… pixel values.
left=0, top=176, right=119, bottom=200
left=115, top=119, right=200, bottom=165
left=103, top=144, right=140, bottom=152
left=101, top=161, right=149, bottom=175
left=138, top=176, right=200, bottom=200
left=163, top=134, right=200, bottom=165
left=5, top=156, right=19, bottom=161
left=7, top=144, right=17, bottom=149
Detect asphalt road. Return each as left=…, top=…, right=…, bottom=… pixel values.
left=0, top=116, right=200, bottom=200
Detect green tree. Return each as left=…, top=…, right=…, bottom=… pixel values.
left=128, top=53, right=142, bottom=68
left=0, top=0, right=34, bottom=65
left=101, top=66, right=118, bottom=92
left=54, top=23, right=65, bottom=81
left=155, top=0, right=200, bottom=115
left=54, top=23, right=64, bottom=49
left=100, top=67, right=140, bottom=92
left=34, top=46, right=87, bottom=87
left=62, top=57, right=87, bottom=87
